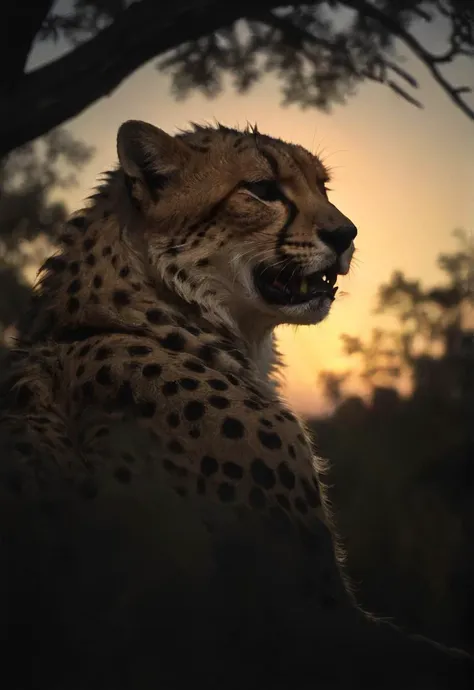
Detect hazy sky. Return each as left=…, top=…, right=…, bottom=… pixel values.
left=28, top=8, right=474, bottom=415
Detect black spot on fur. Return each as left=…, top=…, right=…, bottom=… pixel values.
left=183, top=400, right=205, bottom=422
left=93, top=275, right=103, bottom=289
left=85, top=253, right=96, bottom=266
left=196, top=344, right=215, bottom=365
left=160, top=331, right=186, bottom=351
left=200, top=455, right=218, bottom=477
left=95, top=346, right=112, bottom=360
left=258, top=430, right=282, bottom=450
left=142, top=363, right=162, bottom=378
left=162, top=381, right=179, bottom=396
left=222, top=462, right=244, bottom=480
left=69, top=261, right=80, bottom=275
left=146, top=309, right=166, bottom=325
left=277, top=462, right=295, bottom=490
left=67, top=278, right=81, bottom=295
left=188, top=143, right=209, bottom=153
left=221, top=417, right=244, bottom=439
left=281, top=410, right=296, bottom=422
left=251, top=458, right=275, bottom=489
left=113, top=290, right=130, bottom=307
left=184, top=359, right=206, bottom=374
left=167, top=412, right=180, bottom=428
left=208, top=395, right=229, bottom=409
left=102, top=246, right=112, bottom=257
left=96, top=365, right=113, bottom=386
left=128, top=345, right=152, bottom=357
left=208, top=378, right=228, bottom=391
left=83, top=238, right=96, bottom=252
left=119, top=266, right=130, bottom=278
left=69, top=216, right=87, bottom=229
left=179, top=378, right=199, bottom=391
left=288, top=444, right=296, bottom=459
left=60, top=233, right=75, bottom=246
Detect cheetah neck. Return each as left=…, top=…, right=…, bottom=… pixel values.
left=20, top=180, right=284, bottom=390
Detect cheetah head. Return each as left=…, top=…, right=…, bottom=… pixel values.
left=117, top=120, right=357, bottom=330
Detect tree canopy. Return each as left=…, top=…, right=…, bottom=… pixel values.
left=2, top=0, right=473, bottom=158
left=0, top=129, right=94, bottom=345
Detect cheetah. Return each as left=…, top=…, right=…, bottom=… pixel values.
left=0, top=120, right=472, bottom=689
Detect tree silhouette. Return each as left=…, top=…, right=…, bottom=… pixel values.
left=0, top=129, right=94, bottom=347
left=311, top=228, right=474, bottom=652
left=2, top=0, right=473, bottom=158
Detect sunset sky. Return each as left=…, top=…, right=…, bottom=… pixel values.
left=28, top=8, right=474, bottom=416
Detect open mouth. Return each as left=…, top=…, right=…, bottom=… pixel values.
left=253, top=260, right=339, bottom=306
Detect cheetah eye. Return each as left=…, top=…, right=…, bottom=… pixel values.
left=241, top=180, right=284, bottom=203
left=318, top=180, right=331, bottom=198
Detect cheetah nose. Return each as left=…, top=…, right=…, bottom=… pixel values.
left=317, top=225, right=358, bottom=256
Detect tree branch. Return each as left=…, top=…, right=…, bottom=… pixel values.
left=0, top=0, right=289, bottom=159
left=1, top=0, right=55, bottom=92
left=253, top=9, right=424, bottom=108
left=343, top=0, right=474, bottom=120
left=1, top=0, right=472, bottom=160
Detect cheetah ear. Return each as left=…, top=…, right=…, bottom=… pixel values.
left=117, top=120, right=191, bottom=204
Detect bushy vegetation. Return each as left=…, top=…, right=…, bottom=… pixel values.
left=310, top=230, right=474, bottom=651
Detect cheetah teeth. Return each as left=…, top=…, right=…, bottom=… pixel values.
left=297, top=274, right=332, bottom=294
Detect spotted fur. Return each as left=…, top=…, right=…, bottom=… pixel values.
left=0, top=121, right=472, bottom=688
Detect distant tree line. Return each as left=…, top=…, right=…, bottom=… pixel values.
left=310, top=229, right=474, bottom=652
